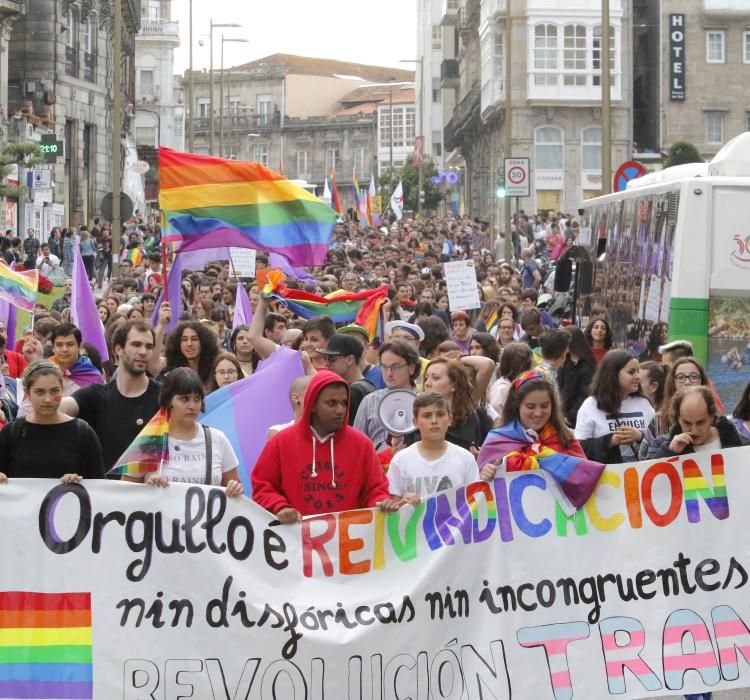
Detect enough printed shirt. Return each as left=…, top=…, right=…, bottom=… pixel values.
left=574, top=396, right=655, bottom=459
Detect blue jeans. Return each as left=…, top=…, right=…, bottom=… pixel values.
left=685, top=694, right=712, bottom=700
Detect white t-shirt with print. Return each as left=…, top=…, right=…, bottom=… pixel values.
left=161, top=425, right=239, bottom=485
left=388, top=442, right=479, bottom=498
left=574, top=395, right=655, bottom=458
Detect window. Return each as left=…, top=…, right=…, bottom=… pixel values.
left=197, top=99, right=209, bottom=118
left=581, top=126, right=602, bottom=170
left=325, top=148, right=340, bottom=173
left=252, top=144, right=268, bottom=166
left=297, top=150, right=309, bottom=178
left=706, top=30, right=725, bottom=63
left=432, top=25, right=442, bottom=50
left=744, top=31, right=750, bottom=63
left=135, top=127, right=157, bottom=147
left=535, top=126, right=564, bottom=170
left=432, top=88, right=441, bottom=103
left=534, top=24, right=558, bottom=86
left=148, top=1, right=160, bottom=19
left=82, top=16, right=92, bottom=54
left=705, top=112, right=725, bottom=144
left=139, top=70, right=154, bottom=98
left=433, top=128, right=442, bottom=157
left=592, top=25, right=616, bottom=86
left=229, top=98, right=240, bottom=115
left=405, top=107, right=415, bottom=144
left=65, top=9, right=76, bottom=48
left=447, top=0, right=458, bottom=9
left=354, top=146, right=368, bottom=175
left=379, top=109, right=392, bottom=149
left=256, top=95, right=272, bottom=125
left=563, top=24, right=586, bottom=86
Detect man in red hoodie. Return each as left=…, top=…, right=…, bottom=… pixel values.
left=252, top=370, right=396, bottom=523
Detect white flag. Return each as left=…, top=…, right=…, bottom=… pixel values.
left=322, top=177, right=332, bottom=206
left=390, top=181, right=404, bottom=221
left=368, top=174, right=376, bottom=197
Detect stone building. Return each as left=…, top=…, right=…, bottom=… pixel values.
left=634, top=0, right=750, bottom=160
left=440, top=0, right=631, bottom=218
left=184, top=54, right=413, bottom=204
left=7, top=0, right=140, bottom=235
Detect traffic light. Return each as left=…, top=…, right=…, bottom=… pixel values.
left=495, top=171, right=506, bottom=198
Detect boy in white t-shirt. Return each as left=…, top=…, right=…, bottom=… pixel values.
left=388, top=393, right=485, bottom=502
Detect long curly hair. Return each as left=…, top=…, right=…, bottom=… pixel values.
left=164, top=320, right=220, bottom=385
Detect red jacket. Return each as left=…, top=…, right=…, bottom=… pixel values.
left=252, top=370, right=389, bottom=516
left=4, top=350, right=27, bottom=379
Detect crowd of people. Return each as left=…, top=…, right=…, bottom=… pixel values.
left=0, top=211, right=742, bottom=698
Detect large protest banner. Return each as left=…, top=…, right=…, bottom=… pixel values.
left=2, top=447, right=750, bottom=698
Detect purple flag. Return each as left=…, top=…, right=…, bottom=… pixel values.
left=0, top=300, right=16, bottom=347
left=232, top=282, right=253, bottom=330
left=200, top=347, right=303, bottom=492
left=269, top=252, right=316, bottom=282
left=151, top=251, right=184, bottom=334
left=71, top=246, right=109, bottom=361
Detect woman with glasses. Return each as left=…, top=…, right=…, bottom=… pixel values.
left=208, top=352, right=243, bottom=393
left=639, top=356, right=711, bottom=458
left=353, top=341, right=420, bottom=452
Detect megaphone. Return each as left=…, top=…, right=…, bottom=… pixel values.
left=377, top=389, right=418, bottom=436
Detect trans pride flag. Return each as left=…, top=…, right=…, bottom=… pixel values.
left=0, top=591, right=93, bottom=699
left=478, top=419, right=605, bottom=515
left=159, top=148, right=336, bottom=266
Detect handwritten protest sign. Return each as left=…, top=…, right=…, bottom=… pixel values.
left=444, top=260, right=481, bottom=311
left=2, top=447, right=750, bottom=697
left=229, top=247, right=257, bottom=278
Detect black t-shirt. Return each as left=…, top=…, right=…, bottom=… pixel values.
left=73, top=379, right=161, bottom=471
left=0, top=418, right=104, bottom=479
left=349, top=378, right=376, bottom=426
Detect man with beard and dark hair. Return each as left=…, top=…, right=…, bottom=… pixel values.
left=60, top=320, right=160, bottom=472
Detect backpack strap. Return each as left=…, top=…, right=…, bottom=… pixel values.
left=202, top=424, right=213, bottom=485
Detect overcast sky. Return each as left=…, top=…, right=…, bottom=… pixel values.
left=173, top=1, right=418, bottom=74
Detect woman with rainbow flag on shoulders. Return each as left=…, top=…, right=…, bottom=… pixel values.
left=477, top=368, right=605, bottom=516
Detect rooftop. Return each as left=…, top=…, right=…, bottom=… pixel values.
left=234, top=54, right=414, bottom=82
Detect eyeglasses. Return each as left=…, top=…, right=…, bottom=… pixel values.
left=380, top=362, right=408, bottom=373
left=323, top=355, right=343, bottom=364
left=215, top=369, right=238, bottom=377
left=675, top=373, right=701, bottom=384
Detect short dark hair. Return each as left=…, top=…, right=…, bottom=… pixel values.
left=520, top=288, right=539, bottom=303
left=159, top=367, right=205, bottom=411
left=264, top=312, right=287, bottom=334
left=50, top=323, right=82, bottom=346
left=540, top=328, right=571, bottom=361
left=303, top=316, right=335, bottom=340
left=413, top=392, right=452, bottom=418
left=378, top=340, right=421, bottom=386
left=498, top=342, right=534, bottom=380
left=112, top=320, right=155, bottom=352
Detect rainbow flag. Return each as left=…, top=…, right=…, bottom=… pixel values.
left=159, top=148, right=337, bottom=266
left=108, top=408, right=169, bottom=476
left=263, top=271, right=389, bottom=342
left=125, top=248, right=143, bottom=266
left=0, top=262, right=37, bottom=312
left=368, top=175, right=381, bottom=227
left=0, top=591, right=93, bottom=699
left=485, top=309, right=498, bottom=334
left=329, top=171, right=343, bottom=217
left=353, top=172, right=370, bottom=227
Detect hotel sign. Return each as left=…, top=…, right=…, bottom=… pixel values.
left=670, top=14, right=686, bottom=101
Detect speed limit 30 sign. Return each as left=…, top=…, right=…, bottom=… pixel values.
left=504, top=158, right=530, bottom=197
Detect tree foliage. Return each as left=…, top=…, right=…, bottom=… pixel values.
left=0, top=143, right=43, bottom=199
left=664, top=140, right=703, bottom=168
left=378, top=157, right=445, bottom=214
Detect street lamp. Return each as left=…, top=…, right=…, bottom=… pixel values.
left=210, top=21, right=241, bottom=156
left=188, top=0, right=194, bottom=152
left=220, top=36, right=249, bottom=158
left=399, top=58, right=423, bottom=218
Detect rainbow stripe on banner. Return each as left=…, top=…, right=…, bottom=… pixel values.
left=485, top=309, right=498, bottom=334
left=0, top=263, right=37, bottom=312
left=0, top=591, right=93, bottom=700
left=125, top=248, right=143, bottom=266
left=159, top=148, right=337, bottom=266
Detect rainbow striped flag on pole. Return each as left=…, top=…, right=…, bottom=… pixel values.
left=159, top=148, right=337, bottom=267
left=108, top=409, right=169, bottom=477
left=0, top=591, right=93, bottom=699
left=0, top=262, right=37, bottom=312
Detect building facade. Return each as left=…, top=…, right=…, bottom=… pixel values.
left=7, top=0, right=140, bottom=235
left=633, top=0, right=750, bottom=161
left=440, top=0, right=631, bottom=218
left=183, top=54, right=413, bottom=206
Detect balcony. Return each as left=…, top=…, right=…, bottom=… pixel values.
left=441, top=59, right=460, bottom=88
left=481, top=77, right=504, bottom=115
left=703, top=0, right=750, bottom=12
left=138, top=17, right=180, bottom=43
left=440, top=0, right=460, bottom=26
left=65, top=46, right=78, bottom=78
left=83, top=52, right=97, bottom=83
left=480, top=0, right=505, bottom=24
